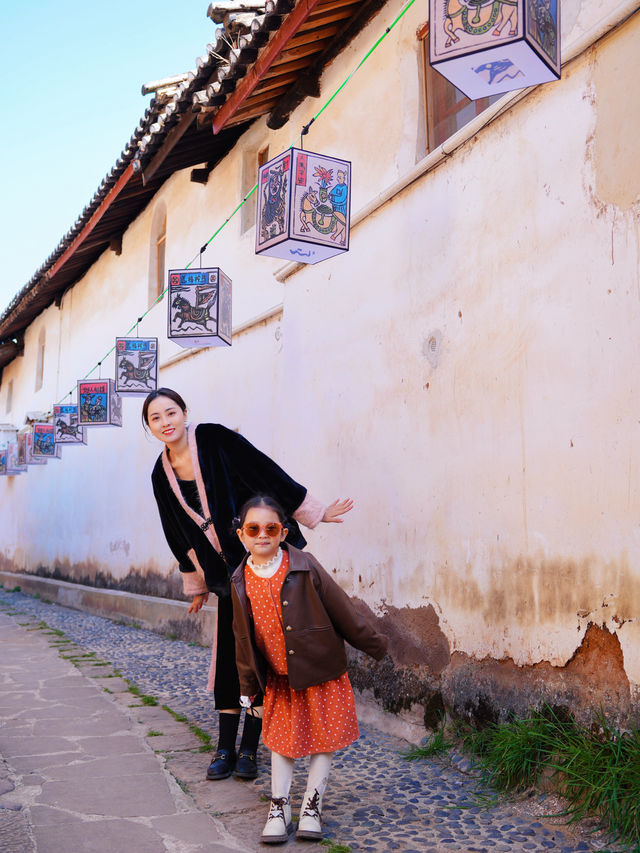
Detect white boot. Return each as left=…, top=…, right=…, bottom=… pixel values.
left=296, top=788, right=323, bottom=841
left=260, top=796, right=292, bottom=844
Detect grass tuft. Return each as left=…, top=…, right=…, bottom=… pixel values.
left=403, top=713, right=452, bottom=760
left=408, top=706, right=640, bottom=850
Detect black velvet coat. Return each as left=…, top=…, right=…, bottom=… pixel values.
left=151, top=423, right=308, bottom=597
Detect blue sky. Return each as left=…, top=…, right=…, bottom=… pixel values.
left=0, top=0, right=219, bottom=316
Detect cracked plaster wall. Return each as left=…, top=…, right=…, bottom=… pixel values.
left=0, top=0, right=639, bottom=726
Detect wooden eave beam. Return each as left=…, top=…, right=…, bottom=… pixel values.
left=141, top=112, right=196, bottom=184
left=44, top=165, right=135, bottom=284
left=212, top=0, right=324, bottom=134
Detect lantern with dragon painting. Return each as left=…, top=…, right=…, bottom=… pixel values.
left=167, top=269, right=231, bottom=348
left=429, top=0, right=560, bottom=100
left=255, top=148, right=351, bottom=264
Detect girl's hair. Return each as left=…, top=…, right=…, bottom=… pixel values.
left=142, top=388, right=187, bottom=428
left=235, top=495, right=288, bottom=530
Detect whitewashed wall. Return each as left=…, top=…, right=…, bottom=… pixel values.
left=1, top=0, right=639, bottom=699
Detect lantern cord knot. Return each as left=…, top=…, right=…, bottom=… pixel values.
left=200, top=517, right=214, bottom=532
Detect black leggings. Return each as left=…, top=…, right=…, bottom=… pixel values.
left=214, top=593, right=263, bottom=709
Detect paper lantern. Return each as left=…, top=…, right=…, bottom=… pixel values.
left=16, top=433, right=28, bottom=467
left=53, top=404, right=87, bottom=446
left=168, top=268, right=231, bottom=348
left=31, top=423, right=61, bottom=459
left=429, top=0, right=560, bottom=100
left=115, top=337, right=158, bottom=395
left=19, top=430, right=47, bottom=465
left=256, top=147, right=351, bottom=264
left=77, top=380, right=122, bottom=427
left=7, top=441, right=27, bottom=473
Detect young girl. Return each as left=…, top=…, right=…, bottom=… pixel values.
left=231, top=495, right=388, bottom=844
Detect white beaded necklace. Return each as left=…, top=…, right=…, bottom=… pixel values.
left=247, top=547, right=283, bottom=577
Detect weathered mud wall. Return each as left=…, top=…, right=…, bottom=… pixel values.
left=1, top=0, right=639, bottom=730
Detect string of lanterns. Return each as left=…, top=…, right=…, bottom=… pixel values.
left=0, top=0, right=560, bottom=475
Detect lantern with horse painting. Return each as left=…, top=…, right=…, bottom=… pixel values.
left=53, top=404, right=87, bottom=446
left=255, top=147, right=351, bottom=264
left=429, top=0, right=560, bottom=100
left=115, top=337, right=158, bottom=395
left=31, top=423, right=61, bottom=460
left=77, top=380, right=122, bottom=428
left=168, top=268, right=231, bottom=349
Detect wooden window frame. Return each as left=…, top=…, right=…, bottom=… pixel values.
left=35, top=329, right=45, bottom=392
left=418, top=22, right=499, bottom=153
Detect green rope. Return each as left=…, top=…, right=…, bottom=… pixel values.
left=55, top=0, right=416, bottom=407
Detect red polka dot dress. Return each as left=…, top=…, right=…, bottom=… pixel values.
left=245, top=550, right=359, bottom=759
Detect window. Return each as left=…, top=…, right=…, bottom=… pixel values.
left=35, top=328, right=45, bottom=392
left=6, top=379, right=13, bottom=413
left=419, top=23, right=501, bottom=152
left=241, top=146, right=269, bottom=233
left=148, top=201, right=167, bottom=307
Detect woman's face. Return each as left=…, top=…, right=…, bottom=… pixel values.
left=146, top=395, right=187, bottom=445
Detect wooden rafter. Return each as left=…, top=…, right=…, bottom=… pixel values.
left=212, top=0, right=324, bottom=134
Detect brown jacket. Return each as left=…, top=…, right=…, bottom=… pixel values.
left=231, top=544, right=388, bottom=694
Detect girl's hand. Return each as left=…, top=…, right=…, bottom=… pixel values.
left=188, top=592, right=209, bottom=614
left=322, top=498, right=354, bottom=523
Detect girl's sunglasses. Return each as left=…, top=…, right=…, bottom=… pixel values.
left=241, top=522, right=283, bottom=538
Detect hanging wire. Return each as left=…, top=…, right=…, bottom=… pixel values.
left=54, top=0, right=416, bottom=407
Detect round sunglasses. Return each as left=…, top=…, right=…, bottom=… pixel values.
left=241, top=522, right=283, bottom=538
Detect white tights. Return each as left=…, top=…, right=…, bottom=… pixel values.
left=271, top=751, right=333, bottom=799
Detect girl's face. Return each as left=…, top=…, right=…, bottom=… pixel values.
left=237, top=506, right=288, bottom=565
left=146, top=396, right=188, bottom=446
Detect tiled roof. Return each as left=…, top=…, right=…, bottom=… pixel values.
left=0, top=0, right=384, bottom=359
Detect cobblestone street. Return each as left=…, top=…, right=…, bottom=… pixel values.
left=0, top=588, right=615, bottom=852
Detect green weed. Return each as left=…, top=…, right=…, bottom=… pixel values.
left=321, top=840, right=351, bottom=853
left=147, top=730, right=164, bottom=737
left=414, top=706, right=640, bottom=851
left=161, top=704, right=188, bottom=724
left=403, top=713, right=452, bottom=760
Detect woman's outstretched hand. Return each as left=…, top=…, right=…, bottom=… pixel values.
left=188, top=592, right=209, bottom=613
left=322, top=498, right=354, bottom=523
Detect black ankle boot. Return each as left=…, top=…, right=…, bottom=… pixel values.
left=234, top=712, right=262, bottom=779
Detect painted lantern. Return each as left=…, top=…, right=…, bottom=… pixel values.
left=77, top=380, right=122, bottom=428
left=429, top=0, right=560, bottom=100
left=20, top=430, right=47, bottom=465
left=32, top=423, right=61, bottom=459
left=256, top=148, right=351, bottom=264
left=54, top=404, right=87, bottom=446
left=115, top=337, right=158, bottom=395
left=168, top=268, right=231, bottom=348
left=6, top=441, right=27, bottom=474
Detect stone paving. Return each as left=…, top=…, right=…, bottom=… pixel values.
left=0, top=588, right=618, bottom=853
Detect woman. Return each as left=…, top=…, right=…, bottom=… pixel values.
left=143, top=388, right=352, bottom=782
